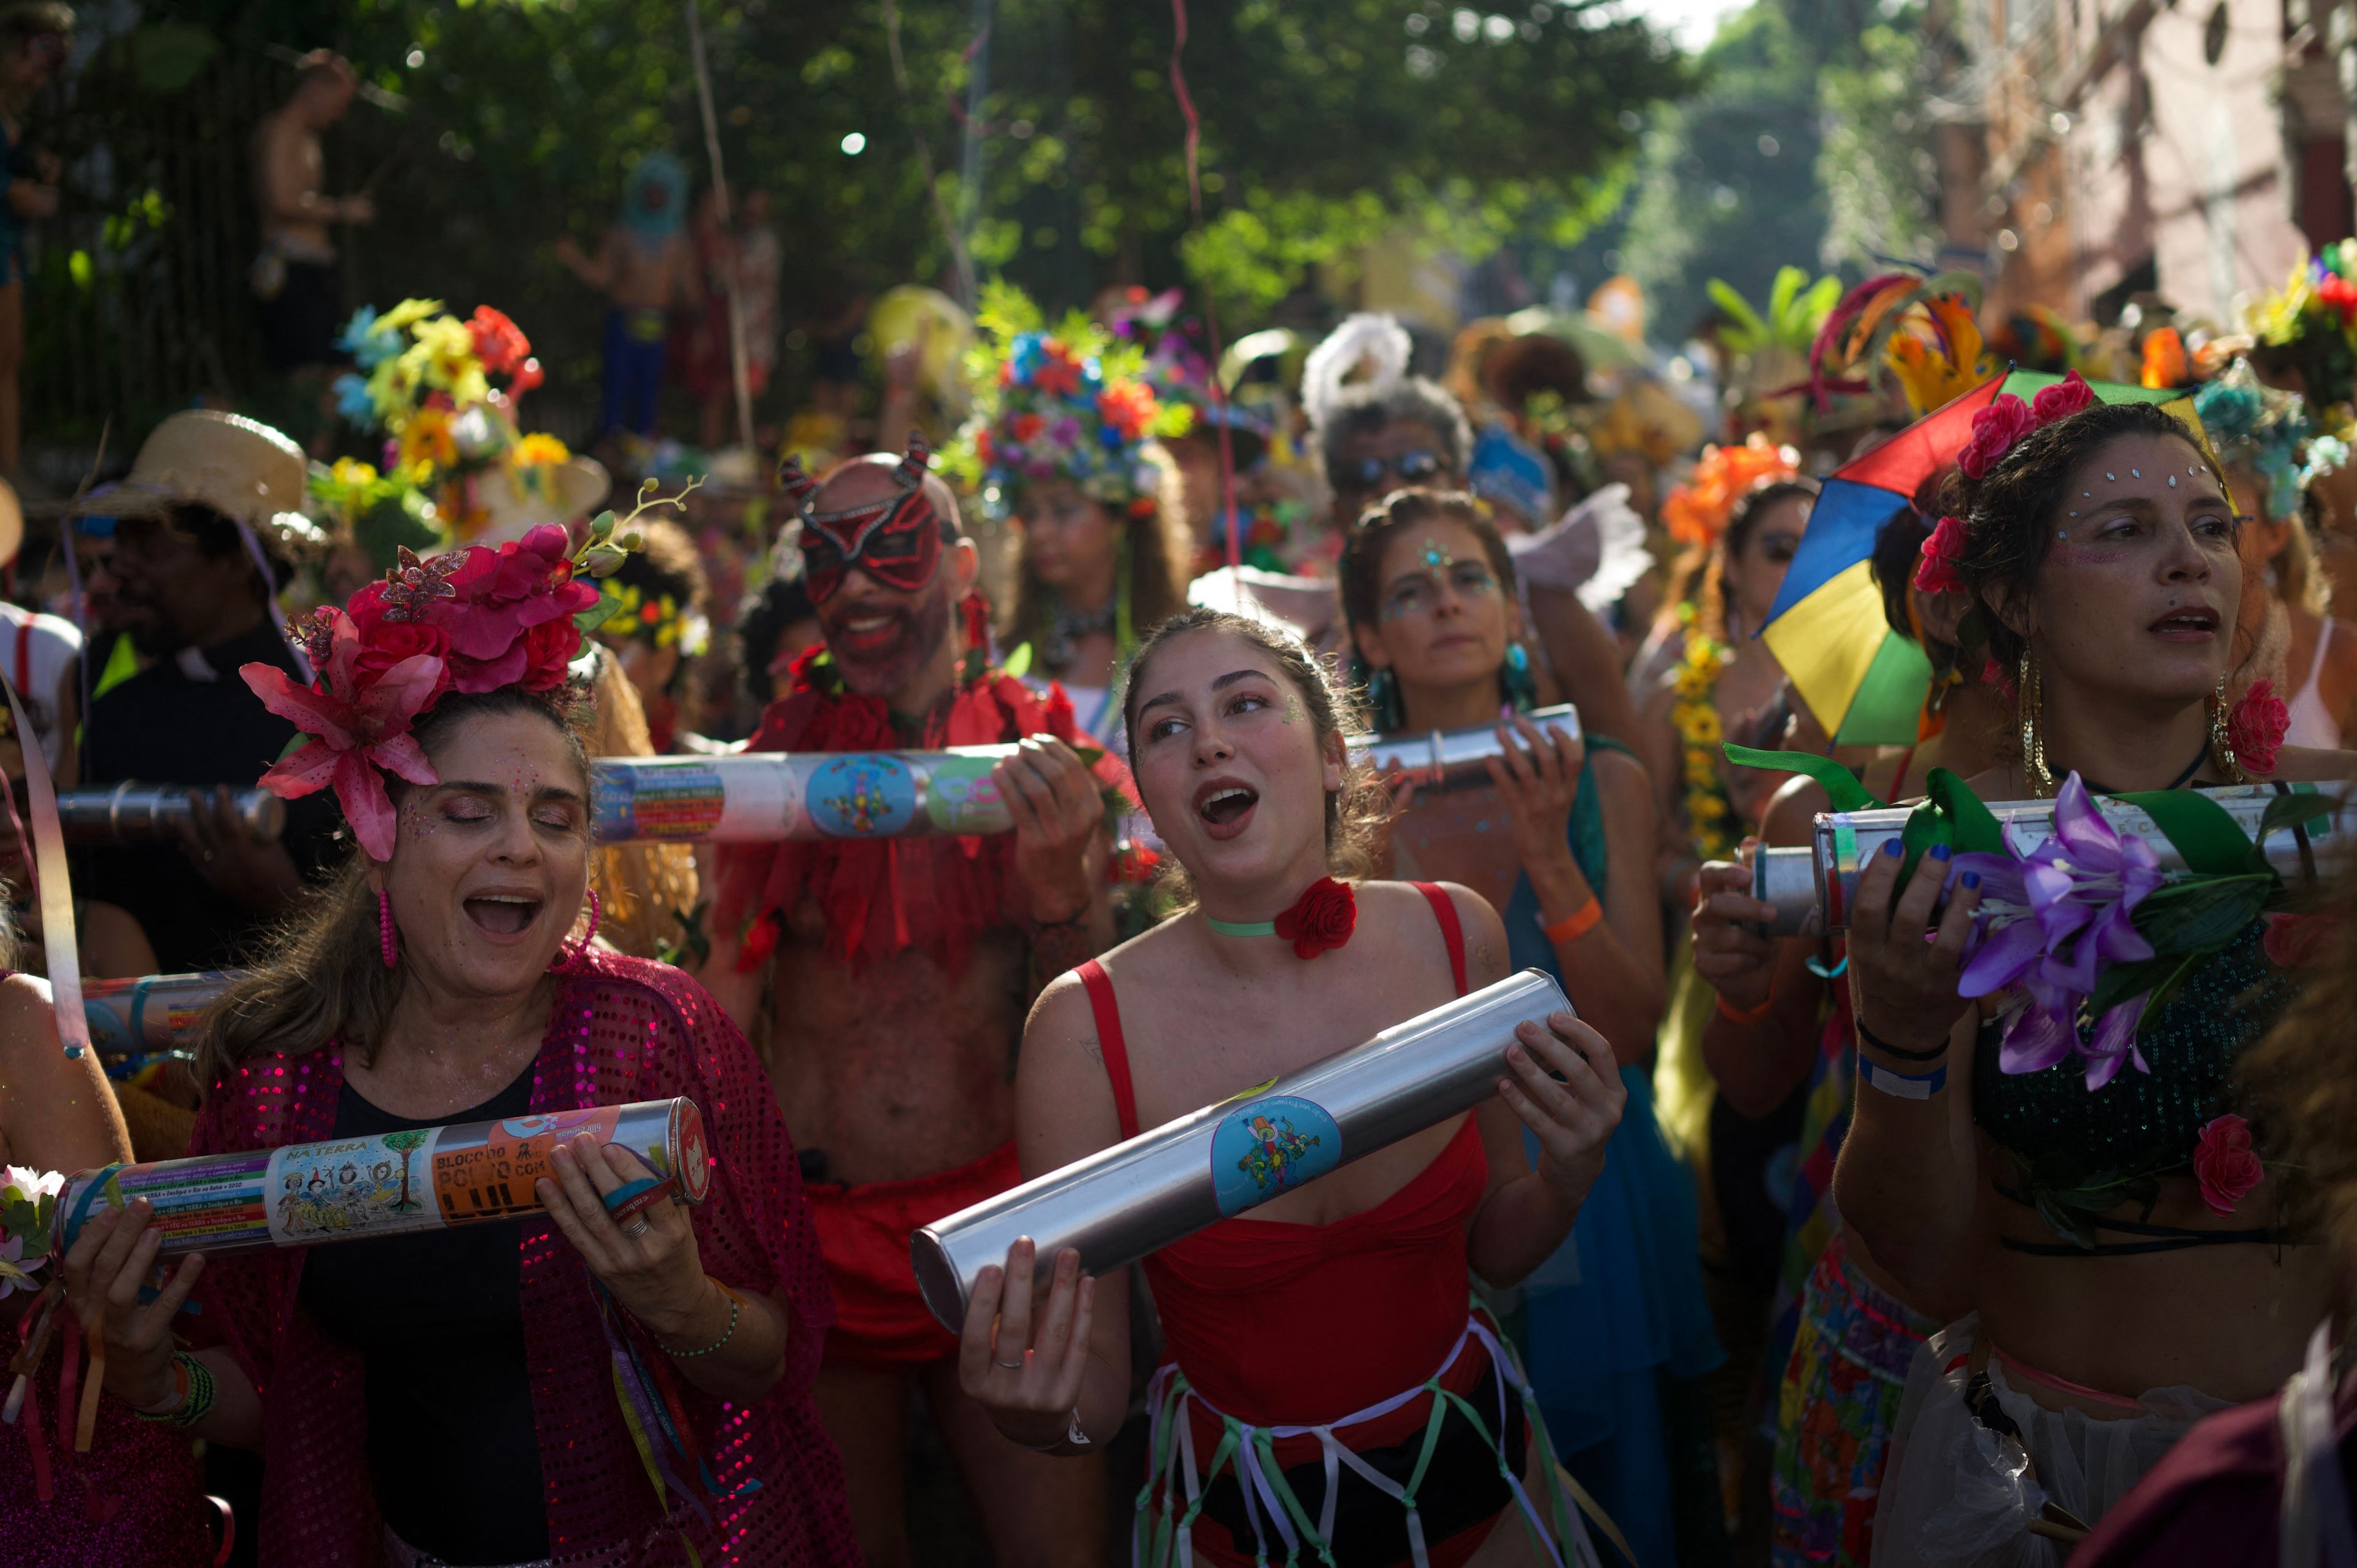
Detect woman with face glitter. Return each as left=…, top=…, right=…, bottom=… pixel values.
left=1835, top=392, right=2357, bottom=1562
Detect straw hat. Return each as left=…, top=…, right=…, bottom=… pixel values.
left=0, top=477, right=21, bottom=568
left=86, top=410, right=328, bottom=555
left=463, top=453, right=611, bottom=547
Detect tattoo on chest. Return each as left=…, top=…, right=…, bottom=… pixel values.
left=1074, top=1033, right=1103, bottom=1066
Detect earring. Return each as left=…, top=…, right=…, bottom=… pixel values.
left=1364, top=666, right=1405, bottom=733
left=2208, top=675, right=2250, bottom=784
left=1500, top=641, right=1538, bottom=714
left=551, top=889, right=603, bottom=973
left=378, top=889, right=398, bottom=969
left=2018, top=646, right=2054, bottom=798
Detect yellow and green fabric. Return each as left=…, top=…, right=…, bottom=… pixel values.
left=1760, top=369, right=2197, bottom=746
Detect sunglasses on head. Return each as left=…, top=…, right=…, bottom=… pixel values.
left=1344, top=450, right=1444, bottom=490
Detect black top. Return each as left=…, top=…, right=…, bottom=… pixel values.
left=300, top=1063, right=549, bottom=1565
left=77, top=618, right=343, bottom=970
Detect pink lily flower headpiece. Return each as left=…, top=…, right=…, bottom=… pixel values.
left=240, top=525, right=602, bottom=861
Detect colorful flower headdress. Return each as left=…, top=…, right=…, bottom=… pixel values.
left=242, top=496, right=671, bottom=862
left=1660, top=433, right=1799, bottom=550
left=331, top=300, right=588, bottom=543
left=943, top=280, right=1192, bottom=519
left=2240, top=242, right=2357, bottom=408
left=2191, top=357, right=2347, bottom=521
left=1912, top=371, right=2098, bottom=594
left=1803, top=272, right=2000, bottom=420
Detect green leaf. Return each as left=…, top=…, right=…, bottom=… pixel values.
left=2134, top=949, right=2207, bottom=1033
left=1706, top=279, right=1768, bottom=352
left=2131, top=875, right=2272, bottom=954
left=1719, top=744, right=1879, bottom=813
left=2251, top=791, right=2339, bottom=871
left=1002, top=641, right=1034, bottom=679
left=1767, top=265, right=1805, bottom=332
left=573, top=596, right=621, bottom=633
left=2108, top=788, right=2255, bottom=875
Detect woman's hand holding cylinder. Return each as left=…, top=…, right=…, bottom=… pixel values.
left=1844, top=841, right=1982, bottom=1053
left=956, top=1237, right=1097, bottom=1450
left=536, top=1132, right=713, bottom=1340
left=1690, top=852, right=1779, bottom=1013
left=1496, top=1011, right=1625, bottom=1215
left=59, top=1197, right=206, bottom=1411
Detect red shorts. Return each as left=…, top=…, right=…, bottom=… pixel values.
left=807, top=1141, right=1023, bottom=1370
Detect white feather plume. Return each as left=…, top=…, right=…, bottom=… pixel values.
left=1507, top=482, right=1654, bottom=614
left=1302, top=313, right=1412, bottom=432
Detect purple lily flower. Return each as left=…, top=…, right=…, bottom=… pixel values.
left=1946, top=774, right=2164, bottom=1087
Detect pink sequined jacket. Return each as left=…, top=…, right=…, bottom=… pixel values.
left=186, top=949, right=859, bottom=1566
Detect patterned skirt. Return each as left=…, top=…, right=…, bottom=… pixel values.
left=1768, top=1230, right=1935, bottom=1567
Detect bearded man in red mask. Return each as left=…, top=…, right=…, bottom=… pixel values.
left=706, top=435, right=1113, bottom=1566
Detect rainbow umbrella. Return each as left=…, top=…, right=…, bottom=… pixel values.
left=1760, top=369, right=2198, bottom=746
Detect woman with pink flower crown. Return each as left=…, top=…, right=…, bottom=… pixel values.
left=1824, top=384, right=2357, bottom=1563
left=55, top=525, right=859, bottom=1567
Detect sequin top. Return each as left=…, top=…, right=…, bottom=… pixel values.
left=1972, top=922, right=2295, bottom=1186
left=184, top=949, right=861, bottom=1567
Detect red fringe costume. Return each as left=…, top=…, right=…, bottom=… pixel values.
left=716, top=644, right=1128, bottom=1367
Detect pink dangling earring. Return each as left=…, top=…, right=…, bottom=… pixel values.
left=551, top=889, right=602, bottom=972
left=378, top=889, right=398, bottom=968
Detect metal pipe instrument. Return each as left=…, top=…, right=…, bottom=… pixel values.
left=910, top=969, right=1571, bottom=1334
left=53, top=784, right=284, bottom=844
left=82, top=971, right=228, bottom=1054
left=589, top=705, right=1585, bottom=843
left=53, top=1098, right=710, bottom=1261
left=1347, top=703, right=1582, bottom=790
left=1747, top=784, right=2348, bottom=938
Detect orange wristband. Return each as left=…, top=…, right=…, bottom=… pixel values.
left=1717, top=991, right=1776, bottom=1025
left=1539, top=898, right=1604, bottom=944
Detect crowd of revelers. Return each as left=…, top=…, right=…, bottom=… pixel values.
left=6, top=245, right=2357, bottom=1568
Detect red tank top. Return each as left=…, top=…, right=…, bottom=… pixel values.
left=1074, top=882, right=1490, bottom=1427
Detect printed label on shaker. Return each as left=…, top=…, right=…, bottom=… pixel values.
left=924, top=755, right=1005, bottom=835
left=117, top=1152, right=273, bottom=1252
left=430, top=1106, right=627, bottom=1224
left=1209, top=1095, right=1342, bottom=1218
left=265, top=1132, right=449, bottom=1245
left=808, top=754, right=918, bottom=837
left=593, top=762, right=725, bottom=841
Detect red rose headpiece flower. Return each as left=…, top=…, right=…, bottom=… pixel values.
left=2226, top=677, right=2289, bottom=775
left=241, top=523, right=605, bottom=861
left=1912, top=514, right=1970, bottom=594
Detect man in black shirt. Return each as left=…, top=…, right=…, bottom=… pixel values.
left=76, top=411, right=341, bottom=971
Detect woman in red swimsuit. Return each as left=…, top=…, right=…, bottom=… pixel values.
left=957, top=607, right=1627, bottom=1567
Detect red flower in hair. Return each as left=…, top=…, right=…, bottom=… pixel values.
left=2226, top=678, right=2289, bottom=774
left=2192, top=1114, right=2264, bottom=1218
left=1913, top=514, right=1970, bottom=595
left=1958, top=394, right=2037, bottom=479
left=435, top=525, right=597, bottom=692
left=241, top=609, right=445, bottom=862
left=1272, top=876, right=1358, bottom=960
left=2029, top=370, right=2096, bottom=423
left=466, top=306, right=532, bottom=375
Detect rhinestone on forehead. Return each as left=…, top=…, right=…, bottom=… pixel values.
left=2131, top=468, right=2142, bottom=479
left=2168, top=474, right=2177, bottom=487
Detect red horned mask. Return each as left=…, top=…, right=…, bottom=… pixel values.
left=783, top=431, right=948, bottom=603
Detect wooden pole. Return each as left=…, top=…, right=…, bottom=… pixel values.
left=684, top=0, right=756, bottom=455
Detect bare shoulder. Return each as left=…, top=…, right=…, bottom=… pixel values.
left=1024, top=967, right=1101, bottom=1062
left=2264, top=746, right=2357, bottom=782
left=1761, top=771, right=1832, bottom=847
left=0, top=971, right=59, bottom=1052
left=1365, top=878, right=1507, bottom=986
left=1589, top=745, right=1656, bottom=822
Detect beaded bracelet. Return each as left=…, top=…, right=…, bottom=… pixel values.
left=662, top=1280, right=744, bottom=1358
left=134, top=1351, right=215, bottom=1429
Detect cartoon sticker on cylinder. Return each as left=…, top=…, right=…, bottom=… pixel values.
left=925, top=755, right=1005, bottom=834
left=1209, top=1095, right=1341, bottom=1218
left=809, top=754, right=918, bottom=837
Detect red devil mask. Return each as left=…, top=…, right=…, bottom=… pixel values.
left=781, top=432, right=947, bottom=604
